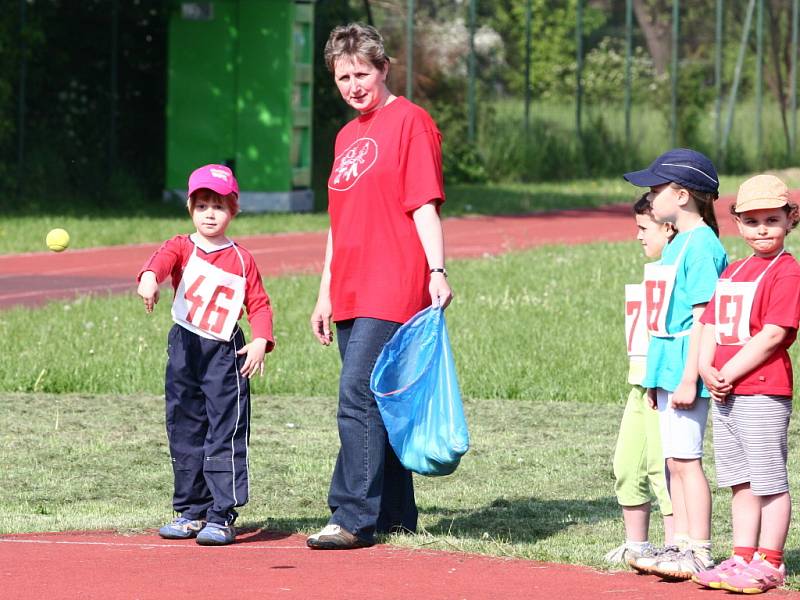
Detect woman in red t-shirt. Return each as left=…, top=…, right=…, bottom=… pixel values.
left=307, top=23, right=453, bottom=550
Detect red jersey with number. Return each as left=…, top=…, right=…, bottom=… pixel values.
left=700, top=252, right=800, bottom=395
left=138, top=235, right=274, bottom=349
left=327, top=96, right=445, bottom=323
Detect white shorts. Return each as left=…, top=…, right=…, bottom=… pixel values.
left=656, top=387, right=709, bottom=459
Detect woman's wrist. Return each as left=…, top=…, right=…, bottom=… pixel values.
left=430, top=267, right=447, bottom=277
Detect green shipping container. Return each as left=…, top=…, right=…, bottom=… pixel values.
left=165, top=1, right=314, bottom=212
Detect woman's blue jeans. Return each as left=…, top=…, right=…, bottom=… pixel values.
left=327, top=317, right=418, bottom=542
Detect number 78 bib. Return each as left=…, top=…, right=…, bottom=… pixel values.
left=642, top=230, right=694, bottom=339
left=624, top=283, right=649, bottom=356
left=642, top=262, right=677, bottom=337
left=172, top=244, right=246, bottom=342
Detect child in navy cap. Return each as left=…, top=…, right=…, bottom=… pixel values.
left=624, top=148, right=720, bottom=197
left=622, top=149, right=728, bottom=579
left=137, top=164, right=275, bottom=545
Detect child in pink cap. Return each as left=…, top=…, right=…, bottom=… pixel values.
left=696, top=174, right=800, bottom=593
left=137, top=164, right=275, bottom=546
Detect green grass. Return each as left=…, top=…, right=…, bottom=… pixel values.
left=1, top=235, right=798, bottom=399
left=3, top=392, right=800, bottom=588
left=1, top=241, right=662, bottom=397
left=5, top=169, right=800, bottom=255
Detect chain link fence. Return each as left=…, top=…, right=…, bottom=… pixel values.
left=365, top=0, right=800, bottom=184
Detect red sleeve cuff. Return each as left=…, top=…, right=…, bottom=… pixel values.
left=248, top=313, right=275, bottom=352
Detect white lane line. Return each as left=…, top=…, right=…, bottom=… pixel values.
left=0, top=539, right=308, bottom=550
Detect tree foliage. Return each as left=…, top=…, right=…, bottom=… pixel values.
left=487, top=0, right=607, bottom=99
left=5, top=0, right=168, bottom=206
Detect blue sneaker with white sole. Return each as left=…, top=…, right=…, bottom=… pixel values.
left=196, top=522, right=236, bottom=546
left=158, top=517, right=206, bottom=540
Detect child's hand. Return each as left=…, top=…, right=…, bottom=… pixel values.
left=670, top=380, right=698, bottom=409
left=137, top=271, right=159, bottom=313
left=709, top=388, right=729, bottom=404
left=699, top=365, right=731, bottom=402
left=699, top=364, right=723, bottom=390
left=237, top=337, right=267, bottom=378
left=646, top=388, right=658, bottom=410
left=714, top=366, right=734, bottom=403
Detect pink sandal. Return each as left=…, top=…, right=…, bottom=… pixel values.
left=719, top=554, right=785, bottom=594
left=691, top=555, right=748, bottom=589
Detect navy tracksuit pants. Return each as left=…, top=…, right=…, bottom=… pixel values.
left=165, top=324, right=250, bottom=525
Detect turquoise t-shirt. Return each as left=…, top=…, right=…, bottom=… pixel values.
left=642, top=225, right=728, bottom=395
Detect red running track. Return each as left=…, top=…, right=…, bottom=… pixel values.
left=0, top=193, right=757, bottom=310
left=4, top=530, right=798, bottom=600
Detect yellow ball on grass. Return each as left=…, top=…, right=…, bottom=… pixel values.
left=46, top=228, right=70, bottom=252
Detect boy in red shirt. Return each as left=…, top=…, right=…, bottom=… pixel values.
left=696, top=174, right=800, bottom=593
left=137, top=164, right=274, bottom=546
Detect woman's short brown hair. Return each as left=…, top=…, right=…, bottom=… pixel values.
left=324, top=23, right=390, bottom=74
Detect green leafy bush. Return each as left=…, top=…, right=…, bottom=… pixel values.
left=477, top=108, right=633, bottom=182
left=430, top=80, right=489, bottom=184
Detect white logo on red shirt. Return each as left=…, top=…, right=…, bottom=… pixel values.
left=329, top=138, right=378, bottom=191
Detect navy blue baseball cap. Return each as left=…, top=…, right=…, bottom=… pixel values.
left=623, top=148, right=719, bottom=194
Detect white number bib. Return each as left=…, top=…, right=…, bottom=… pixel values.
left=172, top=240, right=246, bottom=342
left=714, top=251, right=784, bottom=346
left=643, top=230, right=694, bottom=339
left=624, top=283, right=649, bottom=357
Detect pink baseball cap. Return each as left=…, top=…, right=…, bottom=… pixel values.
left=187, top=164, right=239, bottom=198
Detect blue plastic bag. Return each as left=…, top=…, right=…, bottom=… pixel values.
left=370, top=306, right=469, bottom=476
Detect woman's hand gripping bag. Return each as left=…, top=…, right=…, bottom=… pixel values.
left=370, top=306, right=470, bottom=476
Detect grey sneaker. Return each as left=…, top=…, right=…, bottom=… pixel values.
left=629, top=544, right=681, bottom=574
left=651, top=548, right=714, bottom=580
left=604, top=542, right=653, bottom=567
left=158, top=517, right=206, bottom=540
left=196, top=522, right=236, bottom=546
